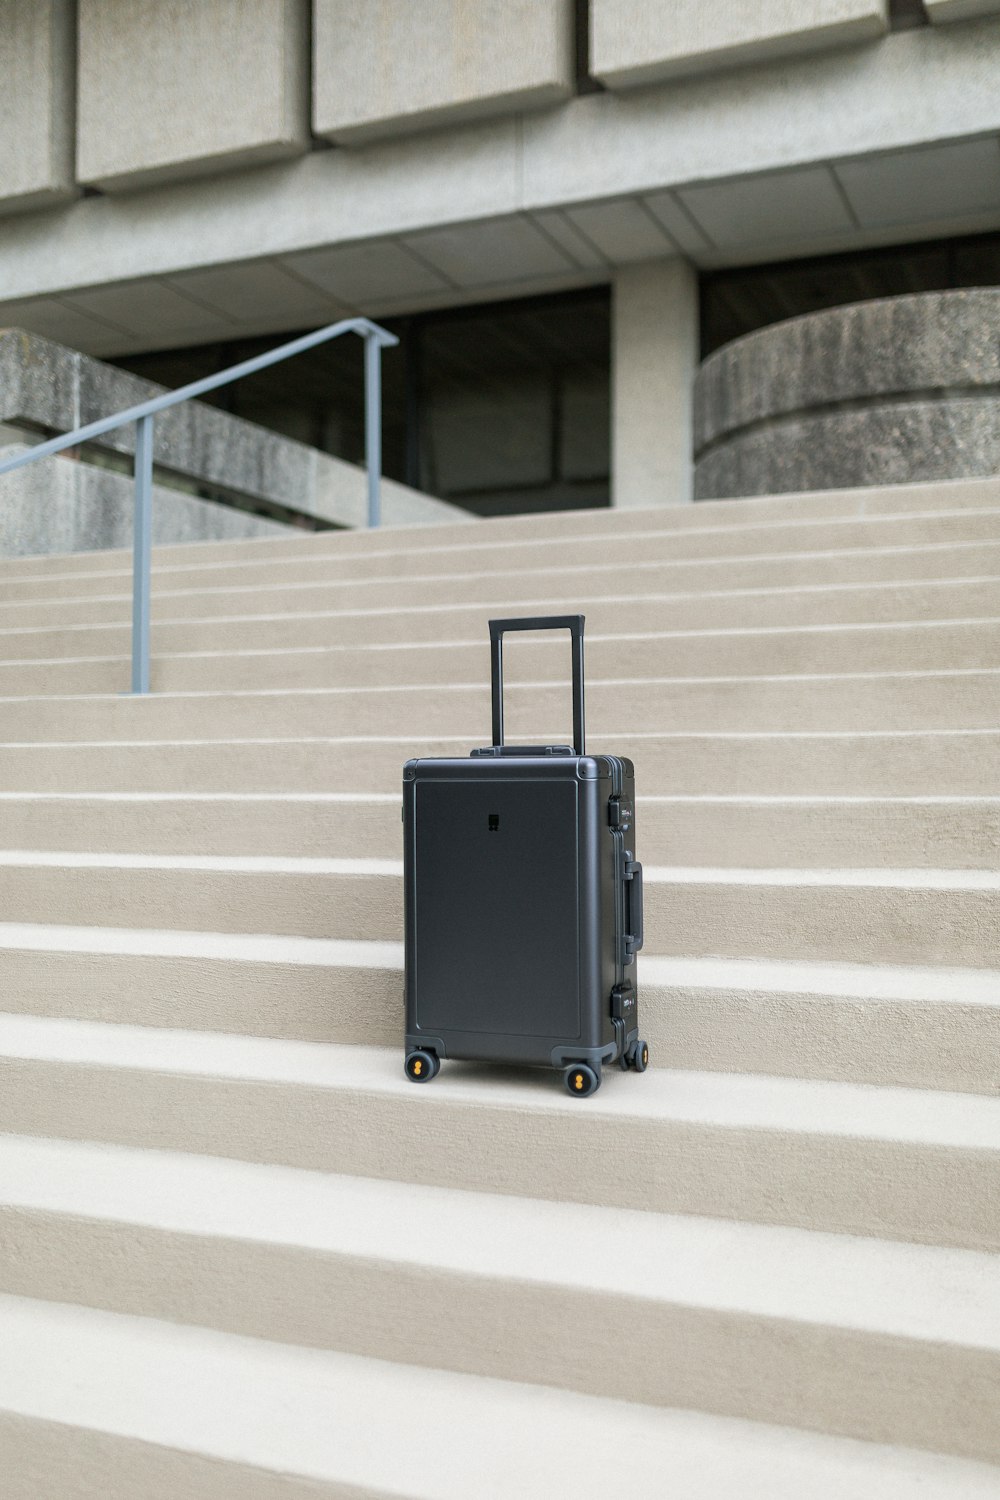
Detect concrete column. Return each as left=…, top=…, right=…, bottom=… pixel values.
left=611, top=258, right=699, bottom=508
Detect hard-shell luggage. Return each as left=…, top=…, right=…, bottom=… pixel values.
left=402, top=614, right=647, bottom=1097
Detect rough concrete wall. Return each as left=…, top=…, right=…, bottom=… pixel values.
left=0, top=446, right=288, bottom=558
left=0, top=0, right=75, bottom=215
left=313, top=0, right=574, bottom=143
left=612, top=259, right=698, bottom=508
left=591, top=0, right=888, bottom=89
left=77, top=0, right=310, bottom=191
left=694, top=288, right=1000, bottom=499
left=0, top=329, right=472, bottom=531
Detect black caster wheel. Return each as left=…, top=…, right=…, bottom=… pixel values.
left=627, top=1039, right=650, bottom=1073
left=405, top=1049, right=439, bottom=1083
left=563, top=1062, right=600, bottom=1098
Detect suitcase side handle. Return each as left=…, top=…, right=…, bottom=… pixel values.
left=624, top=857, right=644, bottom=961
left=488, top=615, right=585, bottom=756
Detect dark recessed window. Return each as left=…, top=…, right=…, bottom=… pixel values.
left=700, top=228, right=1000, bottom=357
left=114, top=287, right=611, bottom=520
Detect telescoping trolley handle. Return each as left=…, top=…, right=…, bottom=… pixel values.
left=488, top=615, right=585, bottom=756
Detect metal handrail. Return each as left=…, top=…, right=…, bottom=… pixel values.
left=0, top=316, right=399, bottom=693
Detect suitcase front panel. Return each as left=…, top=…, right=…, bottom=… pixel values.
left=411, top=775, right=581, bottom=1041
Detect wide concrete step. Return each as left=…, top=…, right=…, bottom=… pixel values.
left=6, top=575, right=1000, bottom=657
left=1, top=618, right=999, bottom=695
left=0, top=729, right=994, bottom=795
left=2, top=473, right=996, bottom=583
left=2, top=931, right=996, bottom=1094
left=0, top=791, right=995, bottom=868
left=0, top=1130, right=996, bottom=1460
left=0, top=669, right=995, bottom=741
left=7, top=537, right=1000, bottom=628
left=4, top=1297, right=995, bottom=1500
left=4, top=572, right=1000, bottom=641
left=0, top=853, right=993, bottom=965
left=1, top=1025, right=997, bottom=1249
left=0, top=675, right=995, bottom=744
left=1, top=507, right=999, bottom=603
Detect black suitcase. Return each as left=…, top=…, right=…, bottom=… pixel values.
left=402, top=614, right=647, bottom=1097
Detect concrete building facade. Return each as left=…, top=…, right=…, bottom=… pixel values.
left=1, top=0, right=1000, bottom=527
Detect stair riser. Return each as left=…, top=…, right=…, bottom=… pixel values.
left=3, top=955, right=996, bottom=1095
left=2, top=1060, right=997, bottom=1251
left=4, top=576, right=1000, bottom=645
left=0, top=734, right=993, bottom=795
left=1, top=624, right=998, bottom=697
left=0, top=866, right=993, bottom=965
left=1, top=796, right=995, bottom=867
left=0, top=1203, right=995, bottom=1460
left=0, top=1416, right=323, bottom=1500
left=1, top=673, right=997, bottom=741
left=2, top=513, right=998, bottom=604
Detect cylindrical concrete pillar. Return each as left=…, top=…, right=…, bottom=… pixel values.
left=695, top=288, right=1000, bottom=500
left=611, top=257, right=699, bottom=507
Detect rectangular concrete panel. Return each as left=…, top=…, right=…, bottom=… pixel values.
left=76, top=0, right=310, bottom=191
left=591, top=0, right=889, bottom=89
left=0, top=0, right=75, bottom=216
left=313, top=0, right=574, bottom=144
left=926, top=0, right=1000, bottom=18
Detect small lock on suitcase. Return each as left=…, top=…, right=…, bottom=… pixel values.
left=402, top=614, right=647, bottom=1096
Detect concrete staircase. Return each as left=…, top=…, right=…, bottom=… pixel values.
left=0, top=475, right=998, bottom=1497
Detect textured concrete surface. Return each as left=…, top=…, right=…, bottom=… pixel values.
left=77, top=0, right=310, bottom=191
left=313, top=0, right=574, bottom=144
left=0, top=1136, right=998, bottom=1460
left=1, top=939, right=998, bottom=1092
left=695, top=290, right=1000, bottom=499
left=5, top=1298, right=998, bottom=1500
left=0, top=330, right=468, bottom=541
left=1, top=1034, right=998, bottom=1247
left=0, top=729, right=992, bottom=796
left=0, top=479, right=997, bottom=1489
left=613, top=258, right=698, bottom=507
left=0, top=16, right=997, bottom=330
left=0, top=789, right=996, bottom=868
left=0, top=444, right=286, bottom=557
left=591, top=0, right=888, bottom=89
left=0, top=1, right=75, bottom=216
left=0, top=853, right=994, bottom=967
left=927, top=0, right=1000, bottom=18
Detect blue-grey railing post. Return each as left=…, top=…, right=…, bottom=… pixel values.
left=131, top=413, right=154, bottom=694
left=364, top=331, right=382, bottom=529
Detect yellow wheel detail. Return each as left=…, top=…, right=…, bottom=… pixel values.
left=574, top=1073, right=584, bottom=1090
left=406, top=1050, right=437, bottom=1082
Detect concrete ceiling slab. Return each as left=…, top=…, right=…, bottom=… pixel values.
left=283, top=241, right=451, bottom=303
left=167, top=260, right=341, bottom=325
left=0, top=296, right=141, bottom=357
left=401, top=215, right=574, bottom=287
left=61, top=280, right=234, bottom=342
left=565, top=199, right=675, bottom=262
left=529, top=210, right=610, bottom=268
left=642, top=190, right=714, bottom=256
left=677, top=166, right=855, bottom=249
left=834, top=136, right=1000, bottom=228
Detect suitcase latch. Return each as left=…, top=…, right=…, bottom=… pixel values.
left=608, top=794, right=633, bottom=832
left=611, top=981, right=636, bottom=1021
